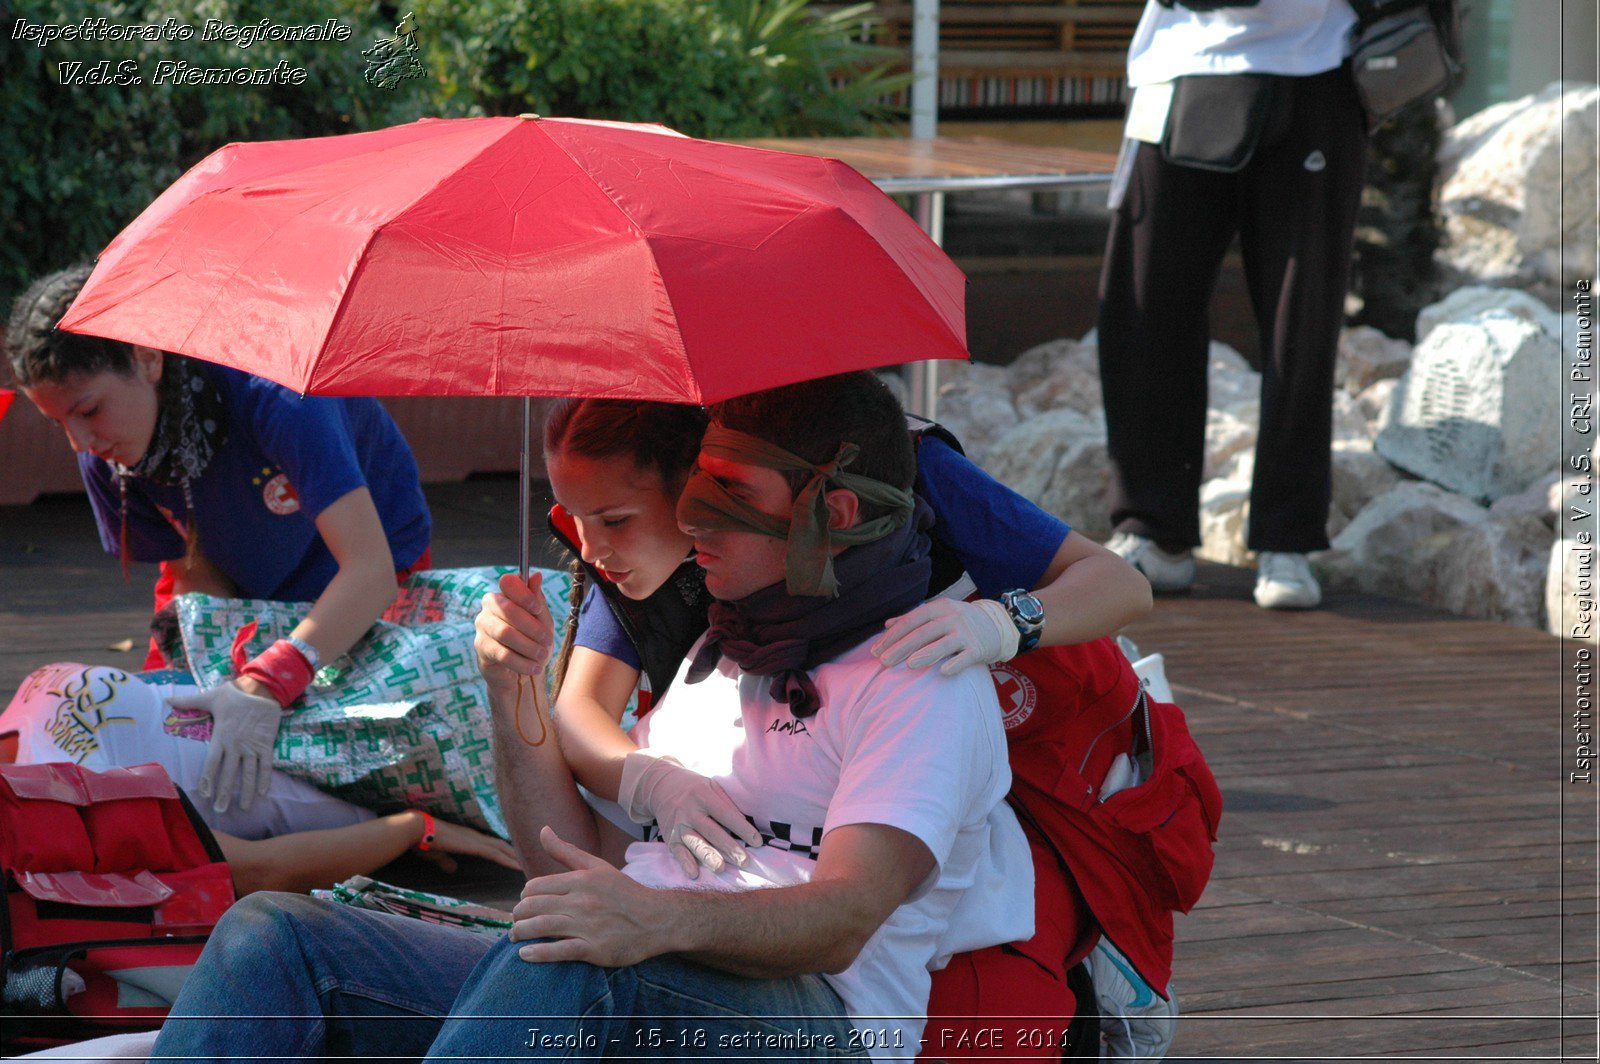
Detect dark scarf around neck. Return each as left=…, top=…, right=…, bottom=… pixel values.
left=113, top=355, right=227, bottom=579
left=118, top=355, right=227, bottom=488
left=685, top=498, right=934, bottom=719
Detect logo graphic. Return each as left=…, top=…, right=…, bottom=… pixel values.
left=1303, top=150, right=1327, bottom=172
left=262, top=472, right=300, bottom=515
left=766, top=717, right=810, bottom=737
left=45, top=668, right=135, bottom=762
left=363, top=11, right=426, bottom=89
left=991, top=662, right=1037, bottom=731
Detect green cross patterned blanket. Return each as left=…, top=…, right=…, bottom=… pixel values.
left=165, top=567, right=574, bottom=838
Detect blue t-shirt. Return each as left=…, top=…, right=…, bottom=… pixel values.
left=82, top=363, right=431, bottom=602
left=573, top=434, right=1071, bottom=669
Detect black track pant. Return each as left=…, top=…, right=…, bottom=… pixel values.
left=1097, top=65, right=1368, bottom=553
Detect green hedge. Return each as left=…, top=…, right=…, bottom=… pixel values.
left=2, top=0, right=901, bottom=307
left=416, top=0, right=903, bottom=138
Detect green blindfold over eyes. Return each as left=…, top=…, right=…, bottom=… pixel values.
left=678, top=424, right=916, bottom=597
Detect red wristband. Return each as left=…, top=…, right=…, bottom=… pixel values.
left=237, top=638, right=315, bottom=709
left=415, top=810, right=437, bottom=852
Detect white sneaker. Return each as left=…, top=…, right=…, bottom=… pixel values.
left=1253, top=551, right=1322, bottom=609
left=1106, top=532, right=1196, bottom=594
left=1089, top=939, right=1177, bottom=1062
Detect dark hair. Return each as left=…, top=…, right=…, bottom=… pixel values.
left=708, top=371, right=914, bottom=523
left=544, top=398, right=709, bottom=491
left=543, top=398, right=709, bottom=690
left=5, top=265, right=136, bottom=388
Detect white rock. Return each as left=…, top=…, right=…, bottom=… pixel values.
left=1319, top=481, right=1489, bottom=597
left=1197, top=477, right=1253, bottom=566
left=1319, top=480, right=1550, bottom=628
left=1332, top=387, right=1376, bottom=445
left=1488, top=471, right=1561, bottom=528
left=1415, top=285, right=1562, bottom=343
left=1338, top=326, right=1413, bottom=392
left=1005, top=338, right=1091, bottom=406
left=1436, top=82, right=1599, bottom=291
left=937, top=361, right=1011, bottom=392
left=981, top=407, right=1113, bottom=539
left=1330, top=444, right=1406, bottom=527
left=1208, top=341, right=1258, bottom=414
left=1436, top=92, right=1546, bottom=172
left=1425, top=513, right=1553, bottom=629
left=1014, top=354, right=1104, bottom=418
left=1204, top=406, right=1258, bottom=480
left=1214, top=449, right=1254, bottom=485
left=1356, top=379, right=1398, bottom=434
left=934, top=380, right=1019, bottom=465
left=1375, top=311, right=1562, bottom=501
left=1546, top=536, right=1599, bottom=639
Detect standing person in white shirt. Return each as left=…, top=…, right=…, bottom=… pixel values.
left=1099, top=0, right=1368, bottom=610
left=149, top=371, right=1033, bottom=1062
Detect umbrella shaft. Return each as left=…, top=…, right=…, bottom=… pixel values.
left=519, top=396, right=533, bottom=581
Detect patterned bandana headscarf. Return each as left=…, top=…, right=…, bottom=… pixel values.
left=676, top=423, right=917, bottom=597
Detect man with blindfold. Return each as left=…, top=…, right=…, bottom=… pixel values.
left=150, top=372, right=1035, bottom=1062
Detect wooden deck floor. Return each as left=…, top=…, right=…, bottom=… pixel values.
left=1127, top=565, right=1596, bottom=1062
left=1, top=481, right=1594, bottom=1061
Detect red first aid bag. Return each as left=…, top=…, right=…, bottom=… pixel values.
left=996, top=637, right=1223, bottom=993
left=0, top=761, right=235, bottom=1049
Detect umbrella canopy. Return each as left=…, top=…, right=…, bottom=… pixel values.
left=59, top=116, right=968, bottom=404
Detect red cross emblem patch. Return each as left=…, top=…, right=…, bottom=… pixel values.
left=990, top=662, right=1037, bottom=731
left=262, top=472, right=300, bottom=516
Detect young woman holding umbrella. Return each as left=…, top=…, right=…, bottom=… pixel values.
left=6, top=266, right=432, bottom=817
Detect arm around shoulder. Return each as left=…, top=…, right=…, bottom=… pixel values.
left=1029, top=529, right=1153, bottom=647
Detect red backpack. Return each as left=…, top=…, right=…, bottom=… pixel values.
left=0, top=761, right=235, bottom=1050
left=993, top=637, right=1223, bottom=994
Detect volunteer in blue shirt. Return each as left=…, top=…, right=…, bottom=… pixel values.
left=7, top=264, right=432, bottom=815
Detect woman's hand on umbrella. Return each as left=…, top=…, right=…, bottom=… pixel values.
left=475, top=572, right=555, bottom=694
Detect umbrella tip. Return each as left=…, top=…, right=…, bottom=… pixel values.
left=518, top=113, right=540, bottom=121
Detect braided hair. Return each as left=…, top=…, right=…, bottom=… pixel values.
left=543, top=398, right=708, bottom=689
left=5, top=265, right=135, bottom=388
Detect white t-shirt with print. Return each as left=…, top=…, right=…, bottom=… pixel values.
left=0, top=663, right=373, bottom=840
left=623, top=637, right=1034, bottom=1059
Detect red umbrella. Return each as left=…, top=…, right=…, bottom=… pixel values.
left=0, top=389, right=13, bottom=425
left=58, top=116, right=968, bottom=404
left=59, top=116, right=969, bottom=743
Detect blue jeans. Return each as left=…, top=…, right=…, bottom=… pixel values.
left=151, top=893, right=863, bottom=1062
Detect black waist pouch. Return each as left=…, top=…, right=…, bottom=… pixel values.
left=1160, top=73, right=1285, bottom=173
left=1350, top=10, right=1457, bottom=123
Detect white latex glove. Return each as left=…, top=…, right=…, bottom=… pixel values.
left=871, top=597, right=1021, bottom=675
left=617, top=750, right=763, bottom=879
left=166, top=682, right=282, bottom=814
